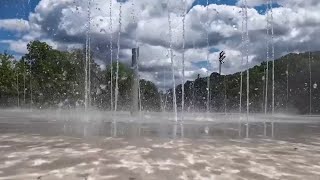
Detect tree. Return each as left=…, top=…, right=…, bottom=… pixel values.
left=24, top=41, right=86, bottom=108
left=170, top=52, right=320, bottom=114
left=140, top=79, right=161, bottom=111
left=0, top=53, right=16, bottom=106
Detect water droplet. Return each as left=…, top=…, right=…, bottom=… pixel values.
left=233, top=25, right=237, bottom=30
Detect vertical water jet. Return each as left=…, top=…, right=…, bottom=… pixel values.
left=191, top=40, right=196, bottom=113
left=109, top=0, right=114, bottom=112
left=239, top=6, right=245, bottom=137
left=206, top=0, right=210, bottom=113
left=16, top=65, right=20, bottom=107
left=29, top=61, right=33, bottom=109
left=84, top=0, right=92, bottom=111
left=113, top=2, right=123, bottom=137
left=270, top=0, right=275, bottom=137
left=131, top=48, right=139, bottom=115
left=264, top=2, right=270, bottom=136
left=131, top=0, right=142, bottom=115
left=244, top=0, right=250, bottom=138
left=167, top=5, right=178, bottom=123
left=114, top=2, right=122, bottom=113
left=286, top=52, right=289, bottom=112
left=309, top=51, right=312, bottom=115
left=181, top=1, right=186, bottom=122
left=23, top=59, right=26, bottom=105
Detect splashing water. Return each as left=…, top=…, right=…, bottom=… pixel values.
left=191, top=40, right=196, bottom=113
left=244, top=0, right=250, bottom=138
left=22, top=0, right=27, bottom=106
left=84, top=0, right=92, bottom=111
left=131, top=0, right=142, bottom=115
left=264, top=2, right=270, bottom=136
left=25, top=0, right=32, bottom=109
left=109, top=0, right=113, bottom=112
left=270, top=0, right=275, bottom=137
left=206, top=0, right=210, bottom=113
left=88, top=21, right=92, bottom=108
left=114, top=3, right=122, bottom=113
left=181, top=1, right=186, bottom=122
left=112, top=2, right=123, bottom=136
left=286, top=50, right=289, bottom=112
left=239, top=5, right=245, bottom=136
left=309, top=51, right=312, bottom=115
left=178, top=0, right=187, bottom=138
left=167, top=6, right=178, bottom=123
left=16, top=64, right=20, bottom=107
left=29, top=61, right=33, bottom=109
left=162, top=69, right=167, bottom=112
left=23, top=59, right=26, bottom=105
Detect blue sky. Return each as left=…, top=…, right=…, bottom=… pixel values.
left=0, top=0, right=39, bottom=55
left=0, top=0, right=39, bottom=19
left=195, top=0, right=237, bottom=6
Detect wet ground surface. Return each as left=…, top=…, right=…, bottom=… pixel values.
left=0, top=110, right=320, bottom=179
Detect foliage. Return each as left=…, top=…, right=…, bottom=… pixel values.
left=170, top=52, right=320, bottom=114
left=0, top=41, right=161, bottom=111
left=2, top=40, right=319, bottom=114
left=0, top=53, right=17, bottom=106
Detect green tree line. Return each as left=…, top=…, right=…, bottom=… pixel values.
left=1, top=40, right=319, bottom=114
left=167, top=52, right=320, bottom=114
left=0, top=41, right=161, bottom=111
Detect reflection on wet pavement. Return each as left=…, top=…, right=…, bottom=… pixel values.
left=1, top=133, right=320, bottom=180
left=1, top=119, right=320, bottom=140
left=0, top=111, right=320, bottom=179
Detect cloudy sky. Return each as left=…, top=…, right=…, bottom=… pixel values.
left=0, top=0, right=320, bottom=89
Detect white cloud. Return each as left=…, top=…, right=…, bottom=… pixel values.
left=1, top=0, right=320, bottom=89
left=237, top=0, right=320, bottom=8
left=0, top=19, right=30, bottom=32
left=0, top=40, right=28, bottom=54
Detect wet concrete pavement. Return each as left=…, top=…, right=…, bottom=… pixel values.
left=0, top=110, right=320, bottom=179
